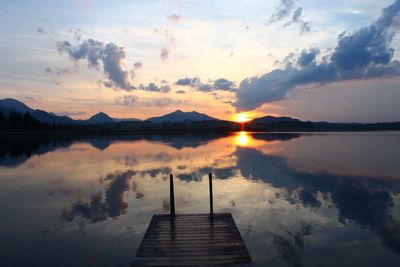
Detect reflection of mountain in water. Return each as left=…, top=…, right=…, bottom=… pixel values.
left=0, top=137, right=73, bottom=167
left=235, top=147, right=400, bottom=256
left=0, top=134, right=226, bottom=167
left=252, top=132, right=301, bottom=142
left=0, top=133, right=301, bottom=167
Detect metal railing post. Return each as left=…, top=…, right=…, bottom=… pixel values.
left=209, top=172, right=213, bottom=219
left=170, top=174, right=175, bottom=219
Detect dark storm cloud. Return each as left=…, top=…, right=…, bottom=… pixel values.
left=175, top=77, right=237, bottom=92
left=234, top=0, right=400, bottom=111
left=268, top=0, right=295, bottom=24
left=57, top=38, right=135, bottom=91
left=138, top=83, right=171, bottom=93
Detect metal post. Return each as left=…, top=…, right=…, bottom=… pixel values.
left=170, top=174, right=175, bottom=218
left=209, top=172, right=213, bottom=219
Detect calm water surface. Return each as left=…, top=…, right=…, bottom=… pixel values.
left=1, top=132, right=400, bottom=267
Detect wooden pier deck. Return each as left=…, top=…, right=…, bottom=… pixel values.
left=132, top=213, right=252, bottom=267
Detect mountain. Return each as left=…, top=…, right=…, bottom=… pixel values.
left=85, top=112, right=115, bottom=124
left=251, top=115, right=301, bottom=124
left=146, top=109, right=218, bottom=123
left=0, top=98, right=33, bottom=114
left=0, top=98, right=75, bottom=124
left=30, top=110, right=76, bottom=124
left=0, top=98, right=142, bottom=125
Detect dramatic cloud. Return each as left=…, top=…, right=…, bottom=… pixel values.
left=57, top=38, right=134, bottom=91
left=138, top=83, right=171, bottom=93
left=297, top=48, right=319, bottom=67
left=283, top=7, right=311, bottom=34
left=175, top=77, right=237, bottom=92
left=161, top=47, right=169, bottom=60
left=116, top=95, right=138, bottom=107
left=234, top=0, right=400, bottom=111
left=268, top=0, right=295, bottom=24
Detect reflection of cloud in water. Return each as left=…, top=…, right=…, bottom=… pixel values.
left=176, top=167, right=237, bottom=182
left=61, top=170, right=138, bottom=223
left=272, top=223, right=312, bottom=267
left=235, top=146, right=400, bottom=255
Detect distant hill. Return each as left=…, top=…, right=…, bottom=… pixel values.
left=0, top=98, right=141, bottom=125
left=251, top=115, right=301, bottom=124
left=85, top=112, right=115, bottom=124
left=146, top=109, right=218, bottom=123
left=83, top=112, right=141, bottom=124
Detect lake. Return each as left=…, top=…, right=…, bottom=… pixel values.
left=1, top=132, right=400, bottom=267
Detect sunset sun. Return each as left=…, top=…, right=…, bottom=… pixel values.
left=235, top=113, right=250, bottom=123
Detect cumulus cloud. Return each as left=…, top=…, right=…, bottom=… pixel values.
left=57, top=38, right=134, bottom=91
left=297, top=48, right=319, bottom=67
left=138, top=83, right=171, bottom=93
left=175, top=77, right=237, bottom=92
left=175, top=90, right=186, bottom=94
left=116, top=95, right=138, bottom=107
left=234, top=0, right=400, bottom=111
left=161, top=47, right=169, bottom=60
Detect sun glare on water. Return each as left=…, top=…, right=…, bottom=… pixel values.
left=235, top=131, right=250, bottom=146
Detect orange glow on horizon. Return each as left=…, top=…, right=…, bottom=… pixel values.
left=234, top=113, right=251, bottom=123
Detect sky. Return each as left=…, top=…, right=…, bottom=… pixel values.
left=0, top=0, right=400, bottom=122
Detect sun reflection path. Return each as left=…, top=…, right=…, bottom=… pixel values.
left=235, top=131, right=251, bottom=146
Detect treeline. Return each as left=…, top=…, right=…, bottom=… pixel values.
left=0, top=111, right=51, bottom=130
left=1, top=110, right=399, bottom=133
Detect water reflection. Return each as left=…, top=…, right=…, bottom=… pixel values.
left=0, top=132, right=399, bottom=267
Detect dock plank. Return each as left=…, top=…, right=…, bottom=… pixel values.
left=132, top=213, right=252, bottom=267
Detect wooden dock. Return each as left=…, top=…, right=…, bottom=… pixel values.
left=132, top=174, right=253, bottom=266
left=132, top=213, right=252, bottom=266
